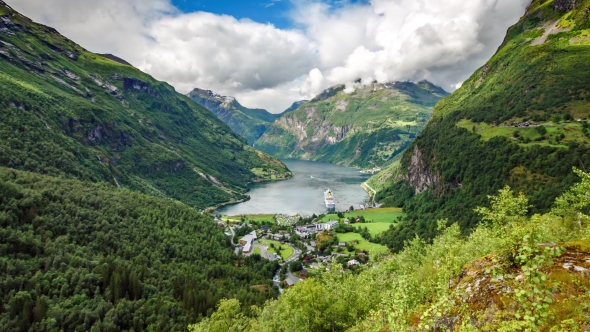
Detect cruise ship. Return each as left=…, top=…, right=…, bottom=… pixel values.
left=324, top=189, right=336, bottom=212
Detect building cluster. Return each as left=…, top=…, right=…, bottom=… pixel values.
left=294, top=220, right=339, bottom=237
left=239, top=231, right=257, bottom=254
left=506, top=121, right=538, bottom=128
left=267, top=233, right=287, bottom=241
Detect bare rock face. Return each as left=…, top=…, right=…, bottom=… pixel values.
left=400, top=145, right=441, bottom=195
left=555, top=0, right=578, bottom=11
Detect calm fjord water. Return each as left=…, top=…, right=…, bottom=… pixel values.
left=217, top=160, right=372, bottom=216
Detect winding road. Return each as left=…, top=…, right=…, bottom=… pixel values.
left=361, top=182, right=377, bottom=205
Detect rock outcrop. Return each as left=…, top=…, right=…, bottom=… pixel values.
left=555, top=0, right=579, bottom=11
left=399, top=145, right=441, bottom=195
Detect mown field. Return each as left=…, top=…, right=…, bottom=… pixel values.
left=336, top=233, right=390, bottom=255
left=222, top=214, right=276, bottom=223
left=353, top=223, right=396, bottom=236
left=322, top=207, right=405, bottom=223
left=456, top=119, right=590, bottom=148
left=261, top=240, right=294, bottom=260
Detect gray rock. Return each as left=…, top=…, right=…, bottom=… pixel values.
left=555, top=0, right=579, bottom=12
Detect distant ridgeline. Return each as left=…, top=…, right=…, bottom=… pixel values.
left=188, top=89, right=280, bottom=145
left=254, top=81, right=449, bottom=169
left=373, top=0, right=590, bottom=251
left=187, top=88, right=302, bottom=145
left=0, top=1, right=290, bottom=210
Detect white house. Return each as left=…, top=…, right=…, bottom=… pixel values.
left=242, top=242, right=252, bottom=254
left=347, top=259, right=360, bottom=267
left=316, top=220, right=338, bottom=231
left=239, top=231, right=257, bottom=255
left=295, top=224, right=318, bottom=237
left=239, top=231, right=257, bottom=245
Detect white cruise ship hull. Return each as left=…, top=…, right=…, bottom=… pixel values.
left=325, top=189, right=336, bottom=212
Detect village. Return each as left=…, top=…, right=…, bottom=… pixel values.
left=214, top=211, right=377, bottom=290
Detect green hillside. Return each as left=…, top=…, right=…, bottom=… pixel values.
left=0, top=168, right=279, bottom=331
left=0, top=2, right=290, bottom=210
left=188, top=88, right=284, bottom=145
left=373, top=0, right=590, bottom=251
left=255, top=81, right=448, bottom=169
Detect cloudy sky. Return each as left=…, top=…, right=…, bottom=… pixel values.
left=9, top=0, right=529, bottom=112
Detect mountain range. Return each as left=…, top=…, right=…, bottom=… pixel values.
left=0, top=0, right=290, bottom=210
left=198, top=81, right=448, bottom=169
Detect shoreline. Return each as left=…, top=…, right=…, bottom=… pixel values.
left=204, top=196, right=251, bottom=213
left=206, top=173, right=293, bottom=213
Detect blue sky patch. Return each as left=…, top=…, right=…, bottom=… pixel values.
left=171, top=0, right=370, bottom=29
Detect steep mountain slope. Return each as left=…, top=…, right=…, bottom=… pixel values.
left=0, top=1, right=290, bottom=209
left=188, top=88, right=282, bottom=145
left=374, top=0, right=590, bottom=251
left=0, top=168, right=279, bottom=331
left=254, top=81, right=448, bottom=169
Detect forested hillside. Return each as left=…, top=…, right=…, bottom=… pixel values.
left=187, top=89, right=283, bottom=145
left=190, top=168, right=590, bottom=331
left=0, top=168, right=279, bottom=331
left=0, top=0, right=290, bottom=210
left=255, top=81, right=448, bottom=169
left=373, top=0, right=590, bottom=251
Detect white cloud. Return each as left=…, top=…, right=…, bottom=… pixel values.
left=7, top=0, right=529, bottom=112
left=294, top=0, right=530, bottom=95
left=140, top=12, right=316, bottom=95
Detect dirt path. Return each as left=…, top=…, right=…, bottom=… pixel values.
left=361, top=182, right=377, bottom=205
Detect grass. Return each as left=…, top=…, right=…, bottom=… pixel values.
left=261, top=240, right=294, bottom=260
left=366, top=159, right=401, bottom=194
left=252, top=247, right=261, bottom=255
left=322, top=207, right=405, bottom=223
left=353, top=223, right=396, bottom=236
left=456, top=119, right=590, bottom=148
left=335, top=233, right=390, bottom=255
left=250, top=168, right=290, bottom=181
left=355, top=241, right=390, bottom=255
left=222, top=214, right=276, bottom=223
left=336, top=233, right=364, bottom=242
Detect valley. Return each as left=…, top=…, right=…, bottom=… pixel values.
left=2, top=0, right=590, bottom=331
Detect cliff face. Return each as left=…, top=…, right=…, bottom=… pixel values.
left=269, top=107, right=352, bottom=154
left=399, top=146, right=441, bottom=195
left=256, top=81, right=448, bottom=169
